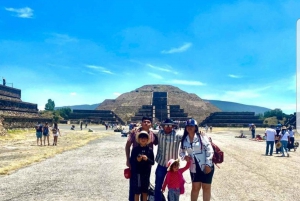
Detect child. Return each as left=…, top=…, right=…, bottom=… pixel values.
left=130, top=131, right=154, bottom=201
left=52, top=123, right=61, bottom=146
left=162, top=158, right=191, bottom=201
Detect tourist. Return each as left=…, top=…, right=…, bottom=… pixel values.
left=280, top=126, right=290, bottom=157
left=154, top=118, right=184, bottom=201
left=42, top=122, right=50, bottom=146
left=180, top=118, right=214, bottom=201
left=52, top=123, right=61, bottom=146
left=287, top=126, right=295, bottom=151
left=250, top=123, right=256, bottom=139
left=209, top=126, right=212, bottom=133
left=35, top=121, right=43, bottom=146
left=130, top=131, right=154, bottom=201
left=125, top=116, right=157, bottom=201
left=80, top=122, right=83, bottom=130
left=162, top=158, right=191, bottom=200
left=265, top=126, right=276, bottom=156
left=2, top=78, right=6, bottom=86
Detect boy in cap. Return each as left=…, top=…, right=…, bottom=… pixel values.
left=130, top=131, right=154, bottom=201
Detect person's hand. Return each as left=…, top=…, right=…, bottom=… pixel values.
left=126, top=159, right=131, bottom=168
left=142, top=155, right=148, bottom=161
left=137, top=155, right=142, bottom=162
left=204, top=165, right=211, bottom=174
left=184, top=156, right=191, bottom=162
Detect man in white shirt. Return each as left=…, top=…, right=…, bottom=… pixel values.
left=265, top=126, right=276, bottom=156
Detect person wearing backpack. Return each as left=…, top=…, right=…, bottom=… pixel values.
left=42, top=122, right=50, bottom=146
left=179, top=118, right=214, bottom=201
left=35, top=122, right=43, bottom=146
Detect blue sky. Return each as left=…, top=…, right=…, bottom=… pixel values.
left=0, top=0, right=299, bottom=114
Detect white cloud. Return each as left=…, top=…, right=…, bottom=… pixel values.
left=113, top=92, right=121, bottom=97
left=147, top=73, right=163, bottom=79
left=5, top=7, right=34, bottom=18
left=85, top=65, right=114, bottom=75
left=161, top=42, right=192, bottom=54
left=228, top=74, right=242, bottom=78
left=170, top=79, right=206, bottom=86
left=45, top=33, right=78, bottom=45
left=70, top=92, right=77, bottom=96
left=146, top=64, right=178, bottom=74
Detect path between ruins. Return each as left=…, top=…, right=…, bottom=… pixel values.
left=0, top=128, right=299, bottom=201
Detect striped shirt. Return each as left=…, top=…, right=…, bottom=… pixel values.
left=155, top=130, right=182, bottom=167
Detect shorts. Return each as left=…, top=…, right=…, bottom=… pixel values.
left=132, top=173, right=150, bottom=194
left=190, top=162, right=214, bottom=184
left=36, top=132, right=42, bottom=138
left=43, top=133, right=49, bottom=136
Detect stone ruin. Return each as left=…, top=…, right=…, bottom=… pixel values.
left=0, top=84, right=51, bottom=135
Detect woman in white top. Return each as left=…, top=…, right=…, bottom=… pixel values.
left=280, top=126, right=290, bottom=157
left=180, top=119, right=214, bottom=201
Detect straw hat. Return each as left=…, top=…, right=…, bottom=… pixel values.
left=282, top=126, right=287, bottom=130
left=135, top=131, right=150, bottom=144
left=276, top=141, right=282, bottom=149
left=167, top=158, right=180, bottom=171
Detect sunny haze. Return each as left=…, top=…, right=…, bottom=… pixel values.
left=0, top=1, right=298, bottom=114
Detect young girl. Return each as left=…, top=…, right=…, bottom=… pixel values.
left=52, top=123, right=61, bottom=146
left=162, top=158, right=191, bottom=201
left=130, top=131, right=154, bottom=201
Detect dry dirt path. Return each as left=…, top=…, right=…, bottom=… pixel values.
left=0, top=129, right=299, bottom=201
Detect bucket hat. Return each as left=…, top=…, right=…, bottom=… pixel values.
left=135, top=130, right=150, bottom=144
left=161, top=118, right=175, bottom=125
left=167, top=158, right=180, bottom=171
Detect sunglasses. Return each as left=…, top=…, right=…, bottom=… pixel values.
left=164, top=125, right=173, bottom=128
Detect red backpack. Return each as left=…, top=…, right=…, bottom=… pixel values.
left=208, top=137, right=224, bottom=168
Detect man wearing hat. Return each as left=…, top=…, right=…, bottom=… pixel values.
left=154, top=118, right=184, bottom=201
left=125, top=116, right=158, bottom=201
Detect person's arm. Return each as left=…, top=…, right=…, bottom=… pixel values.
left=146, top=149, right=155, bottom=165
left=204, top=136, right=214, bottom=167
left=125, top=140, right=132, bottom=168
left=161, top=173, right=169, bottom=192
left=180, top=160, right=191, bottom=173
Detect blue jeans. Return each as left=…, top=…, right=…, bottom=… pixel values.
left=280, top=141, right=288, bottom=156
left=168, top=188, right=180, bottom=201
left=265, top=141, right=274, bottom=155
left=251, top=130, right=255, bottom=138
left=155, top=164, right=167, bottom=201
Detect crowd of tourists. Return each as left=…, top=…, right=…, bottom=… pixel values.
left=35, top=122, right=61, bottom=146
left=265, top=124, right=296, bottom=157
left=125, top=116, right=215, bottom=201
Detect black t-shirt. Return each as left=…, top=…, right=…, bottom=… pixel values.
left=130, top=145, right=154, bottom=174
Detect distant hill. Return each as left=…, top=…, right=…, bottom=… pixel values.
left=56, top=100, right=271, bottom=115
left=55, top=104, right=99, bottom=110
left=203, top=100, right=271, bottom=114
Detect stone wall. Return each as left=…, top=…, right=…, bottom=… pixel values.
left=1, top=116, right=52, bottom=129
left=0, top=85, right=21, bottom=100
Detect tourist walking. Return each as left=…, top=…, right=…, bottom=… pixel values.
left=250, top=123, right=256, bottom=139
left=280, top=126, right=290, bottom=157
left=42, top=122, right=50, bottom=146
left=162, top=159, right=191, bottom=201
left=180, top=118, right=214, bottom=201
left=125, top=117, right=157, bottom=201
left=52, top=123, right=61, bottom=146
left=287, top=126, right=295, bottom=151
left=265, top=126, right=276, bottom=156
left=130, top=131, right=154, bottom=201
left=154, top=118, right=184, bottom=201
left=35, top=122, right=43, bottom=146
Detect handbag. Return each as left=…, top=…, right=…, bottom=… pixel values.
left=124, top=168, right=131, bottom=179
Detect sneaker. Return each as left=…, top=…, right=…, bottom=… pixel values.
left=281, top=155, right=285, bottom=157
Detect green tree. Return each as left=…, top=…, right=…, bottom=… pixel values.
left=58, top=107, right=72, bottom=119
left=45, top=99, right=55, bottom=111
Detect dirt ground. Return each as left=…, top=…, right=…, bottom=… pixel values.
left=0, top=126, right=299, bottom=201
left=0, top=125, right=110, bottom=175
